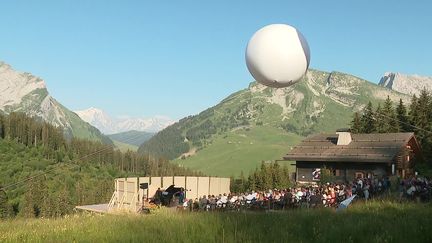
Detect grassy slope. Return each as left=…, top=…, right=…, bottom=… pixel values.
left=1, top=201, right=431, bottom=242
left=112, top=140, right=138, bottom=152
left=174, top=126, right=302, bottom=177
left=108, top=130, right=154, bottom=147
left=139, top=69, right=409, bottom=176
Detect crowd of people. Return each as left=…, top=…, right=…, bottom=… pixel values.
left=172, top=176, right=432, bottom=212
left=399, top=176, right=432, bottom=202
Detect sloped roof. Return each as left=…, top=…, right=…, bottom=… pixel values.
left=284, top=132, right=416, bottom=163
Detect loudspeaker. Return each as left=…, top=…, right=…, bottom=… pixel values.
left=140, top=183, right=149, bottom=189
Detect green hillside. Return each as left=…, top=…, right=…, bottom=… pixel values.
left=112, top=140, right=138, bottom=152
left=174, top=126, right=302, bottom=177
left=108, top=130, right=154, bottom=147
left=139, top=69, right=409, bottom=176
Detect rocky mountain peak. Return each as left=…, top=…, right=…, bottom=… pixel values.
left=75, top=107, right=175, bottom=134
left=379, top=72, right=432, bottom=96
left=0, top=61, right=47, bottom=109
left=0, top=60, right=111, bottom=143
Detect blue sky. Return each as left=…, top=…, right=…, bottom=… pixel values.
left=1, top=1, right=431, bottom=119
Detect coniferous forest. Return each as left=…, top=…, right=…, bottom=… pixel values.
left=0, top=112, right=199, bottom=219
left=350, top=89, right=432, bottom=171
left=230, top=161, right=292, bottom=193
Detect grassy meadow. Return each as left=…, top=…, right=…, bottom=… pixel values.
left=174, top=126, right=302, bottom=177
left=1, top=200, right=431, bottom=243
left=112, top=139, right=138, bottom=152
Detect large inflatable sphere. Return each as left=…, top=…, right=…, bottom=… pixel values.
left=245, top=24, right=310, bottom=88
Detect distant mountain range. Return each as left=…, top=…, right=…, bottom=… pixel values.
left=3, top=56, right=429, bottom=176
left=138, top=69, right=410, bottom=176
left=0, top=61, right=111, bottom=144
left=75, top=107, right=174, bottom=134
left=379, top=72, right=432, bottom=96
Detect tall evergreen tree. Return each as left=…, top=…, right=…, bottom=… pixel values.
left=350, top=112, right=362, bottom=133
left=20, top=185, right=36, bottom=218
left=360, top=101, right=376, bottom=133
left=281, top=165, right=291, bottom=188
left=0, top=187, right=11, bottom=219
left=396, top=99, right=411, bottom=132
left=381, top=96, right=399, bottom=133
left=414, top=89, right=431, bottom=142
left=271, top=162, right=283, bottom=189
left=416, top=89, right=432, bottom=160
left=258, top=162, right=272, bottom=190
left=409, top=94, right=419, bottom=130
left=375, top=104, right=386, bottom=133
left=247, top=171, right=257, bottom=191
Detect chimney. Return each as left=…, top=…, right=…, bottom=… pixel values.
left=336, top=128, right=352, bottom=146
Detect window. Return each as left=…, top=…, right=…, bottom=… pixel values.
left=355, top=172, right=364, bottom=179
left=332, top=169, right=340, bottom=176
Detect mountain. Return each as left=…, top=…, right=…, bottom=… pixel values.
left=108, top=130, right=154, bottom=148
left=0, top=61, right=111, bottom=144
left=75, top=107, right=174, bottom=134
left=379, top=72, right=432, bottom=96
left=138, top=69, right=410, bottom=176
left=75, top=108, right=115, bottom=134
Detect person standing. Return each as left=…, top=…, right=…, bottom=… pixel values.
left=154, top=188, right=162, bottom=206
left=179, top=188, right=185, bottom=204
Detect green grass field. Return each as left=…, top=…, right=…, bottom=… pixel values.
left=112, top=139, right=138, bottom=152
left=174, top=126, right=303, bottom=177
left=1, top=201, right=431, bottom=242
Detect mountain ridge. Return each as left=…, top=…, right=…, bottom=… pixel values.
left=379, top=72, right=432, bottom=96
left=138, top=69, right=410, bottom=176
left=75, top=107, right=174, bottom=134
left=0, top=61, right=111, bottom=144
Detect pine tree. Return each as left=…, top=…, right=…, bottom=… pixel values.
left=361, top=101, right=376, bottom=133
left=247, top=172, right=257, bottom=191
left=396, top=99, right=411, bottom=132
left=56, top=187, right=72, bottom=217
left=409, top=95, right=419, bottom=131
left=381, top=96, right=399, bottom=132
left=375, top=104, right=386, bottom=133
left=350, top=112, right=362, bottom=133
left=20, top=186, right=36, bottom=218
left=40, top=194, right=54, bottom=218
left=281, top=165, right=291, bottom=188
left=417, top=89, right=432, bottom=160
left=259, top=162, right=272, bottom=190
left=271, top=162, right=283, bottom=189
left=414, top=89, right=431, bottom=143
left=0, top=187, right=11, bottom=219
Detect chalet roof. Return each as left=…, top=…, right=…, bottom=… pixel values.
left=284, top=132, right=416, bottom=163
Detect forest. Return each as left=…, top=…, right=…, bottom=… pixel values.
left=0, top=112, right=199, bottom=219
left=350, top=89, right=432, bottom=171
left=230, top=161, right=292, bottom=193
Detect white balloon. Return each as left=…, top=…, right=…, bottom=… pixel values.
left=245, top=24, right=310, bottom=88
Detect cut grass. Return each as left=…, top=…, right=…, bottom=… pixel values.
left=1, top=201, right=431, bottom=242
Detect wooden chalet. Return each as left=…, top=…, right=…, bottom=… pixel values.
left=284, top=130, right=421, bottom=183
